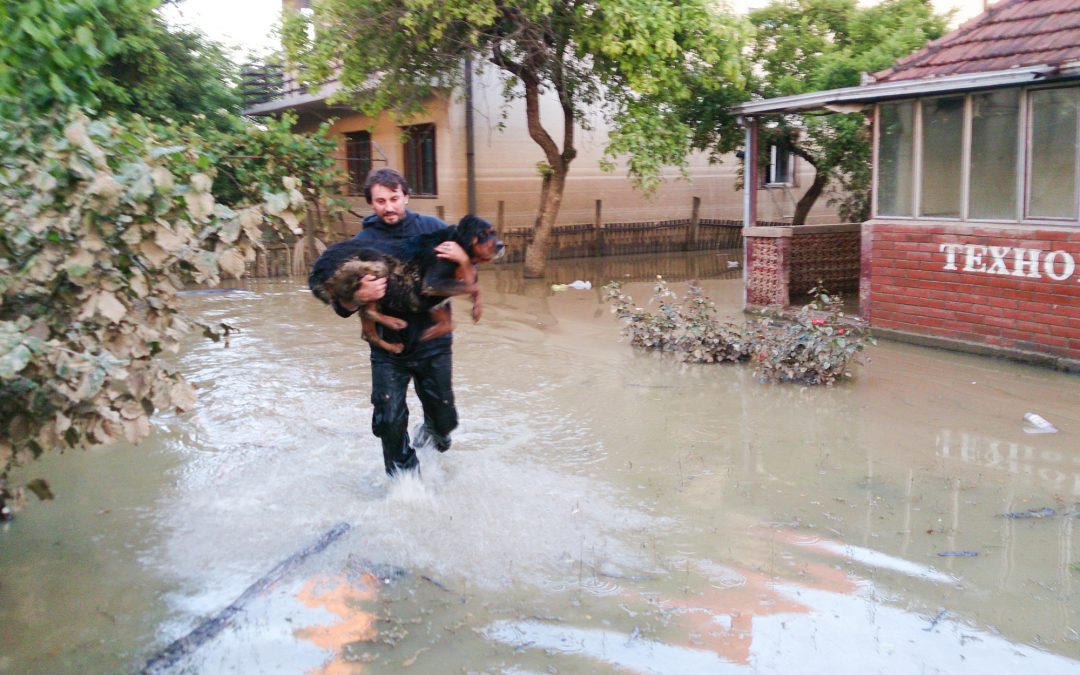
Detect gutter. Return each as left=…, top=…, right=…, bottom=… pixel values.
left=733, top=65, right=1063, bottom=116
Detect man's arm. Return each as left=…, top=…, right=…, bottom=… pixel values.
left=334, top=275, right=387, bottom=315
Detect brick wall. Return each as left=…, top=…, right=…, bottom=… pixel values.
left=863, top=221, right=1080, bottom=363
left=744, top=224, right=862, bottom=308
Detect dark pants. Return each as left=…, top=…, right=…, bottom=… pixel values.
left=370, top=349, right=457, bottom=475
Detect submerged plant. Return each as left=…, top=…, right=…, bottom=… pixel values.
left=601, top=279, right=873, bottom=383
left=747, top=286, right=875, bottom=385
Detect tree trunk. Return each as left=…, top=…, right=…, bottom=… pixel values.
left=792, top=166, right=828, bottom=226
left=524, top=166, right=567, bottom=278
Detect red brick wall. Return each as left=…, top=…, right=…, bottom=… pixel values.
left=863, top=221, right=1080, bottom=362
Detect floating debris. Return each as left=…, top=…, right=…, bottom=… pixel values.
left=1022, top=412, right=1058, bottom=434
left=999, top=507, right=1056, bottom=519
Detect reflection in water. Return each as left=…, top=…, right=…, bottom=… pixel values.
left=1, top=252, right=1079, bottom=673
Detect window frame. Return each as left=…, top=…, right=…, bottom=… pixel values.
left=763, top=143, right=797, bottom=188
left=344, top=130, right=372, bottom=197
left=401, top=123, right=438, bottom=197
left=872, top=83, right=1080, bottom=226
left=1024, top=85, right=1080, bottom=222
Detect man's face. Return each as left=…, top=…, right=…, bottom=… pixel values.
left=370, top=184, right=409, bottom=225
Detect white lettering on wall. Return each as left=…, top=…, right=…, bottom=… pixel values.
left=941, top=243, right=963, bottom=270
left=1044, top=250, right=1077, bottom=281
left=962, top=244, right=987, bottom=272
left=1012, top=248, right=1041, bottom=278
left=937, top=243, right=1078, bottom=281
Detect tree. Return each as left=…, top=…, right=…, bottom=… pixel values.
left=0, top=111, right=307, bottom=519
left=0, top=0, right=241, bottom=124
left=0, top=2, right=347, bottom=517
left=283, top=0, right=746, bottom=277
left=699, top=0, right=949, bottom=224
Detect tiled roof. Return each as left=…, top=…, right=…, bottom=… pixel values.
left=872, top=0, right=1080, bottom=83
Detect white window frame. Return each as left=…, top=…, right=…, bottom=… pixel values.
left=872, top=83, right=1080, bottom=226
left=764, top=144, right=796, bottom=187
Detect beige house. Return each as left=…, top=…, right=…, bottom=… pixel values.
left=244, top=3, right=832, bottom=234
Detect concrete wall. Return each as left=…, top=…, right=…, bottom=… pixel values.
left=862, top=221, right=1080, bottom=367
left=298, top=64, right=837, bottom=233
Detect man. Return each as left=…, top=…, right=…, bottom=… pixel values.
left=333, top=168, right=469, bottom=477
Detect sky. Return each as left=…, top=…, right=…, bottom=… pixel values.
left=161, top=0, right=992, bottom=59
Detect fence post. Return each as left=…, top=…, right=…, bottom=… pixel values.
left=594, top=199, right=603, bottom=256
left=497, top=200, right=505, bottom=237
left=686, top=196, right=701, bottom=251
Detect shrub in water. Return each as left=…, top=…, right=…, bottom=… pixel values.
left=602, top=279, right=873, bottom=382
left=746, top=286, right=874, bottom=385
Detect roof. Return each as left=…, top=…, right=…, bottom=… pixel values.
left=872, top=0, right=1080, bottom=83
left=734, top=0, right=1080, bottom=116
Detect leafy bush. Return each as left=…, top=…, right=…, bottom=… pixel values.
left=0, top=110, right=305, bottom=518
left=602, top=277, right=748, bottom=363
left=602, top=278, right=873, bottom=382
left=746, top=286, right=875, bottom=385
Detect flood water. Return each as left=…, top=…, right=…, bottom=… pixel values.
left=2, top=251, right=1080, bottom=674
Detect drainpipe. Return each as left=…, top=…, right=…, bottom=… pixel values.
left=738, top=115, right=758, bottom=311
left=464, top=54, right=477, bottom=215
left=739, top=115, right=758, bottom=229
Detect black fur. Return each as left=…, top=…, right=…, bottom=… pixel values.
left=309, top=214, right=504, bottom=352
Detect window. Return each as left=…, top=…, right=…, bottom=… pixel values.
left=877, top=101, right=915, bottom=217
left=1028, top=87, right=1078, bottom=220
left=344, top=130, right=371, bottom=196
left=970, top=89, right=1020, bottom=220
left=764, top=143, right=795, bottom=186
left=920, top=96, right=964, bottom=218
left=402, top=123, right=437, bottom=196
left=874, top=84, right=1080, bottom=224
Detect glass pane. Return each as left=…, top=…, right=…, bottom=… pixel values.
left=920, top=96, right=964, bottom=218
left=969, top=90, right=1019, bottom=220
left=1028, top=88, right=1078, bottom=219
left=877, top=102, right=914, bottom=216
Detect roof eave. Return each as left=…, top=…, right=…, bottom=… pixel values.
left=243, top=81, right=342, bottom=117
left=734, top=65, right=1072, bottom=116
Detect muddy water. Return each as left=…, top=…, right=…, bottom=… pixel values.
left=2, top=251, right=1080, bottom=674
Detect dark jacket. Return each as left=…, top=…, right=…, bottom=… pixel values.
left=339, top=210, right=453, bottom=357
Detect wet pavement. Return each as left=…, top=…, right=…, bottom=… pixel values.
left=2, top=251, right=1079, bottom=674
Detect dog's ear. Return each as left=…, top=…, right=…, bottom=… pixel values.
left=457, top=214, right=493, bottom=241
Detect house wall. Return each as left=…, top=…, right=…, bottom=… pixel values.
left=862, top=220, right=1080, bottom=367
left=297, top=65, right=837, bottom=233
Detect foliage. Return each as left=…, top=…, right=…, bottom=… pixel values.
left=0, top=0, right=241, bottom=124
left=0, top=110, right=306, bottom=519
left=602, top=279, right=873, bottom=383
left=690, top=0, right=949, bottom=224
left=602, top=278, right=748, bottom=363
left=193, top=114, right=348, bottom=224
left=283, top=0, right=746, bottom=276
left=746, top=286, right=875, bottom=385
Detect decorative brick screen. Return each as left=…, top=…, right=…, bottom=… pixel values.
left=744, top=224, right=862, bottom=308
left=864, top=221, right=1080, bottom=363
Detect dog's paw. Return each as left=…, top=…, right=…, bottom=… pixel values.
left=383, top=317, right=408, bottom=330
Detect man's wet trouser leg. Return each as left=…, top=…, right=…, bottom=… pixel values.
left=413, top=351, right=457, bottom=452
left=370, top=352, right=417, bottom=476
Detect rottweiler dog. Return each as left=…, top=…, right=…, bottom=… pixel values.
left=309, top=214, right=505, bottom=353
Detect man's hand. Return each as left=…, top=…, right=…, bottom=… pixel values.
left=339, top=274, right=386, bottom=312
left=435, top=241, right=468, bottom=266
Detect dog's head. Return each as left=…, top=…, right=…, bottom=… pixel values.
left=455, top=214, right=505, bottom=263
left=309, top=240, right=387, bottom=310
